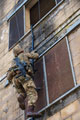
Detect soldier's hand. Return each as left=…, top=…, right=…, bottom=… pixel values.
left=16, top=70, right=21, bottom=74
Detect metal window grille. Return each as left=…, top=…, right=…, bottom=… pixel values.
left=25, top=37, right=76, bottom=113
left=9, top=7, right=24, bottom=49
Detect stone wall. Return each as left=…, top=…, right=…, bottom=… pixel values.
left=0, top=1, right=24, bottom=120
left=47, top=99, right=80, bottom=120
left=68, top=26, right=80, bottom=85
left=0, top=0, right=80, bottom=120
left=45, top=26, right=80, bottom=120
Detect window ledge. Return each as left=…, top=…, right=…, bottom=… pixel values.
left=38, top=84, right=80, bottom=113
left=0, top=74, right=7, bottom=82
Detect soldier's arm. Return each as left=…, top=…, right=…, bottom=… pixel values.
left=7, top=59, right=17, bottom=83
left=25, top=51, right=39, bottom=59
left=7, top=71, right=13, bottom=83
left=7, top=68, right=16, bottom=83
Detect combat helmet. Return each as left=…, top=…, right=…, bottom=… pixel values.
left=13, top=45, right=23, bottom=57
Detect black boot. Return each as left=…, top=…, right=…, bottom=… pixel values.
left=27, top=105, right=42, bottom=118
left=17, top=93, right=26, bottom=103
left=19, top=101, right=25, bottom=110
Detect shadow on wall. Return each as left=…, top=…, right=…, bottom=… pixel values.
left=0, top=0, right=5, bottom=20
left=0, top=0, right=6, bottom=43
left=0, top=0, right=23, bottom=43
left=14, top=0, right=25, bottom=9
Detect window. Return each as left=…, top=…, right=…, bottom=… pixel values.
left=9, top=7, right=24, bottom=49
left=30, top=0, right=56, bottom=25
left=45, top=38, right=74, bottom=103
left=9, top=0, right=62, bottom=49
left=25, top=0, right=62, bottom=31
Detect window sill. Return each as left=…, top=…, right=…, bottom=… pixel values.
left=38, top=84, right=80, bottom=113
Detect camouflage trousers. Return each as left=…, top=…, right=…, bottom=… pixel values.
left=13, top=76, right=38, bottom=106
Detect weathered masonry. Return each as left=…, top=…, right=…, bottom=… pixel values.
left=0, top=0, right=80, bottom=120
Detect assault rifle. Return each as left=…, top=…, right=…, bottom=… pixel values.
left=5, top=57, right=28, bottom=87
left=14, top=57, right=27, bottom=77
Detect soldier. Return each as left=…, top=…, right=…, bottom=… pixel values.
left=7, top=45, right=40, bottom=117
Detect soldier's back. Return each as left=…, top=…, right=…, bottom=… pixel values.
left=18, top=53, right=30, bottom=65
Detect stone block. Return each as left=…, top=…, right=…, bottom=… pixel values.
left=47, top=112, right=61, bottom=120
left=66, top=118, right=72, bottom=120
left=17, top=114, right=24, bottom=120
left=72, top=111, right=80, bottom=120
left=76, top=75, right=80, bottom=85
left=61, top=100, right=80, bottom=119
left=70, top=37, right=80, bottom=58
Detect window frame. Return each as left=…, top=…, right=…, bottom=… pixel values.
left=34, top=36, right=79, bottom=114
left=8, top=7, right=25, bottom=50
left=24, top=0, right=63, bottom=32
left=8, top=0, right=64, bottom=50
left=36, top=21, right=80, bottom=113
left=33, top=36, right=76, bottom=112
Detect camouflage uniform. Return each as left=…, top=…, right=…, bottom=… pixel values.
left=7, top=45, right=39, bottom=110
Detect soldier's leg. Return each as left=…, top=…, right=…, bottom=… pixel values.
left=23, top=79, right=38, bottom=104
left=23, top=80, right=42, bottom=117
left=14, top=78, right=26, bottom=97
left=14, top=78, right=26, bottom=110
left=26, top=88, right=41, bottom=118
left=27, top=87, right=38, bottom=106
